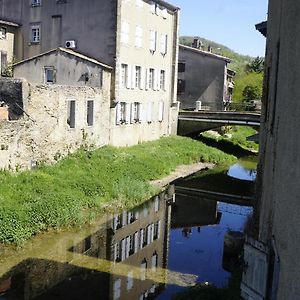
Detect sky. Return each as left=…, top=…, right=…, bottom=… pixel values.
left=170, top=0, right=269, bottom=57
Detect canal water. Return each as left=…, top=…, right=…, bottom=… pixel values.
left=0, top=157, right=256, bottom=300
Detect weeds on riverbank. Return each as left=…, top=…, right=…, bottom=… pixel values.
left=0, top=136, right=235, bottom=244
left=201, top=126, right=259, bottom=152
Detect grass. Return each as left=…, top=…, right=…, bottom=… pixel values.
left=0, top=136, right=236, bottom=244
left=201, top=126, right=259, bottom=152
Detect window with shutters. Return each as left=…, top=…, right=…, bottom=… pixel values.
left=160, top=34, right=167, bottom=55
left=121, top=64, right=128, bottom=88
left=121, top=21, right=129, bottom=44
left=149, top=68, right=155, bottom=90
left=135, top=25, right=143, bottom=48
left=132, top=102, right=141, bottom=123
left=44, top=67, right=55, bottom=84
left=0, top=27, right=7, bottom=39
left=160, top=70, right=165, bottom=90
left=154, top=221, right=160, bottom=240
left=67, top=100, right=75, bottom=128
left=149, top=30, right=156, bottom=52
left=135, top=66, right=142, bottom=88
left=142, top=228, right=147, bottom=247
left=87, top=100, right=94, bottom=126
left=120, top=102, right=126, bottom=124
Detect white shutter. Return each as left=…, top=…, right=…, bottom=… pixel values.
left=125, top=103, right=130, bottom=124
left=122, top=211, right=127, bottom=226
left=162, top=8, right=167, bottom=19
left=156, top=69, right=160, bottom=90
left=139, top=103, right=144, bottom=123
left=131, top=65, right=136, bottom=89
left=145, top=68, right=149, bottom=90
left=125, top=236, right=130, bottom=258
left=113, top=279, right=121, bottom=300
left=152, top=102, right=155, bottom=122
left=140, top=228, right=144, bottom=249
left=116, top=103, right=121, bottom=125
left=147, top=226, right=151, bottom=245
left=151, top=223, right=154, bottom=243
left=164, top=69, right=168, bottom=91
left=140, top=67, right=145, bottom=90
left=126, top=65, right=131, bottom=89
left=157, top=220, right=161, bottom=239
left=118, top=62, right=123, bottom=88
left=114, top=243, right=118, bottom=261
left=121, top=239, right=126, bottom=261
left=150, top=1, right=155, bottom=13
left=161, top=34, right=167, bottom=54
left=136, top=26, right=143, bottom=48
left=121, top=21, right=129, bottom=44
left=241, top=239, right=269, bottom=300
left=134, top=231, right=139, bottom=253
left=130, top=103, right=135, bottom=124
left=113, top=215, right=118, bottom=230
left=150, top=30, right=156, bottom=51
left=158, top=101, right=164, bottom=122
left=127, top=271, right=133, bottom=291
left=147, top=102, right=152, bottom=123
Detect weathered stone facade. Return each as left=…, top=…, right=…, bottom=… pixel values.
left=0, top=79, right=111, bottom=170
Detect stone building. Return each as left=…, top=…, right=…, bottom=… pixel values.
left=0, top=48, right=112, bottom=170
left=177, top=43, right=234, bottom=111
left=0, top=19, right=19, bottom=76
left=0, top=0, right=180, bottom=146
left=241, top=0, right=300, bottom=299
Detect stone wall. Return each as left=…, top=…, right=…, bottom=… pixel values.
left=0, top=77, right=111, bottom=170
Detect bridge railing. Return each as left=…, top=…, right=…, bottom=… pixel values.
left=227, top=101, right=261, bottom=112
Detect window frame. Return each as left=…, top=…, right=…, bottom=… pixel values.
left=30, top=24, right=41, bottom=44
left=67, top=100, right=76, bottom=129
left=44, top=66, right=55, bottom=84
left=86, top=99, right=94, bottom=127
left=31, top=0, right=41, bottom=7
left=0, top=27, right=7, bottom=40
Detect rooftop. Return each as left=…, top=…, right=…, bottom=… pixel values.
left=255, top=21, right=267, bottom=37
left=179, top=44, right=231, bottom=63
left=13, top=48, right=113, bottom=70
left=0, top=19, right=20, bottom=27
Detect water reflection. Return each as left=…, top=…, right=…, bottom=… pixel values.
left=0, top=159, right=256, bottom=300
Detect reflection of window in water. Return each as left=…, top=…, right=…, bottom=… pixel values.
left=113, top=278, right=121, bottom=300
left=151, top=252, right=158, bottom=270
left=127, top=271, right=133, bottom=291
left=182, top=227, right=192, bottom=238
left=154, top=220, right=161, bottom=240
left=154, top=196, right=160, bottom=212
left=140, top=259, right=147, bottom=280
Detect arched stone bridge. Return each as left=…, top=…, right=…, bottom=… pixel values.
left=177, top=111, right=261, bottom=136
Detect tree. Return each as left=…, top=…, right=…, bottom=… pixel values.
left=242, top=85, right=261, bottom=102
left=245, top=57, right=264, bottom=74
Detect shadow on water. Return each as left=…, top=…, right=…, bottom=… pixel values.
left=0, top=158, right=256, bottom=300
left=196, top=135, right=256, bottom=158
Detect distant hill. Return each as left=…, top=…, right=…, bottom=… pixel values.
left=179, top=36, right=264, bottom=102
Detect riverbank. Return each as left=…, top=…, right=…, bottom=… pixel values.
left=0, top=136, right=236, bottom=244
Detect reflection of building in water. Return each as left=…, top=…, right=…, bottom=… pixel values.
left=109, top=187, right=173, bottom=300
left=171, top=193, right=221, bottom=230
left=0, top=188, right=173, bottom=300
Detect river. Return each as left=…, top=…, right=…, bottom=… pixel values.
left=0, top=156, right=257, bottom=300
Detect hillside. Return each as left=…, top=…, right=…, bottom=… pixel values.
left=179, top=36, right=264, bottom=102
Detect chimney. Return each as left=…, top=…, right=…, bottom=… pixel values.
left=192, top=38, right=202, bottom=49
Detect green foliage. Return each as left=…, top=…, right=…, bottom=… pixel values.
left=0, top=136, right=236, bottom=244
left=233, top=72, right=263, bottom=103
left=245, top=56, right=264, bottom=74
left=202, top=126, right=259, bottom=152
left=242, top=85, right=261, bottom=102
